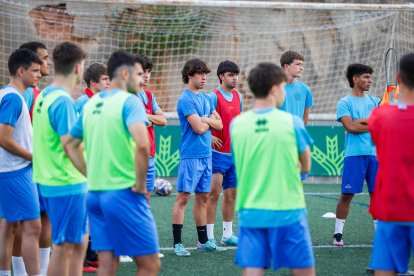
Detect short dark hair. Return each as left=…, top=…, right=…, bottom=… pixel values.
left=217, top=60, right=240, bottom=83
left=248, top=62, right=287, bottom=99
left=84, top=62, right=108, bottom=87
left=53, top=42, right=86, bottom=76
left=399, top=53, right=414, bottom=89
left=19, top=41, right=47, bottom=53
left=107, top=51, right=142, bottom=80
left=346, top=64, right=373, bottom=88
left=280, top=50, right=305, bottom=67
left=138, top=55, right=154, bottom=71
left=8, top=48, right=43, bottom=76
left=181, top=58, right=211, bottom=84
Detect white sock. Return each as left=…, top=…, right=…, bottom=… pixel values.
left=206, top=224, right=215, bottom=240
left=0, top=270, right=11, bottom=276
left=223, top=221, right=233, bottom=238
left=11, top=256, right=26, bottom=276
left=335, top=218, right=346, bottom=234
left=40, top=247, right=51, bottom=276
left=373, top=220, right=378, bottom=231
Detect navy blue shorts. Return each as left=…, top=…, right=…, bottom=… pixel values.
left=147, top=157, right=156, bottom=192
left=0, top=165, right=40, bottom=222
left=212, top=151, right=236, bottom=190
left=370, top=221, right=414, bottom=273
left=235, top=216, right=315, bottom=270
left=43, top=193, right=87, bottom=244
left=87, top=189, right=159, bottom=257
left=177, top=157, right=212, bottom=193
left=342, top=156, right=378, bottom=194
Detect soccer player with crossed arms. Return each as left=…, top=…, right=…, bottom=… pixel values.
left=206, top=60, right=242, bottom=246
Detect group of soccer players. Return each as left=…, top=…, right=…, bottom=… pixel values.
left=0, top=37, right=413, bottom=276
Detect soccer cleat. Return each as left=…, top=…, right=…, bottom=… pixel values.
left=158, top=253, right=164, bottom=258
left=333, top=233, right=344, bottom=246
left=197, top=240, right=227, bottom=252
left=119, top=255, right=134, bottom=263
left=85, top=260, right=99, bottom=267
left=221, top=235, right=238, bottom=246
left=174, top=243, right=191, bottom=257
left=83, top=260, right=98, bottom=273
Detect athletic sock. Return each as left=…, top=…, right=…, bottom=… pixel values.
left=172, top=224, right=183, bottom=246
left=206, top=224, right=215, bottom=240
left=196, top=225, right=208, bottom=244
left=335, top=218, right=346, bottom=234
left=0, top=270, right=11, bottom=276
left=40, top=247, right=51, bottom=275
left=373, top=220, right=378, bottom=231
left=223, top=221, right=233, bottom=239
left=11, top=257, right=26, bottom=276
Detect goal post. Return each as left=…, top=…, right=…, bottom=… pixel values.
left=1, top=0, right=414, bottom=117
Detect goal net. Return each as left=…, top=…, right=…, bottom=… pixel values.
left=1, top=0, right=413, bottom=115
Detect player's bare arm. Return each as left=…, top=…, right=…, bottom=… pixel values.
left=299, top=147, right=311, bottom=174
left=187, top=113, right=210, bottom=134
left=303, top=108, right=310, bottom=125
left=63, top=135, right=86, bottom=176
left=0, top=123, right=32, bottom=161
left=147, top=109, right=167, bottom=127
left=201, top=110, right=223, bottom=130
left=129, top=122, right=150, bottom=194
left=340, top=116, right=369, bottom=133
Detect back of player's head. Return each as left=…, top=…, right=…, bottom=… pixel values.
left=181, top=58, right=211, bottom=84
left=138, top=55, right=154, bottom=71
left=248, top=62, right=287, bottom=99
left=8, top=48, right=43, bottom=76
left=280, top=50, right=304, bottom=67
left=399, top=53, right=414, bottom=90
left=107, top=51, right=142, bottom=80
left=84, top=62, right=108, bottom=87
left=217, top=60, right=240, bottom=83
left=346, top=64, right=373, bottom=88
left=19, top=41, right=47, bottom=53
left=53, top=42, right=86, bottom=76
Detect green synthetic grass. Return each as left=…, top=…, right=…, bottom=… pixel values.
left=84, top=184, right=413, bottom=275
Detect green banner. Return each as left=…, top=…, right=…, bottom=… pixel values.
left=154, top=125, right=346, bottom=177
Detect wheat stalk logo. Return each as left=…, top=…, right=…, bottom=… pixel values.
left=155, top=135, right=180, bottom=177
left=311, top=135, right=344, bottom=176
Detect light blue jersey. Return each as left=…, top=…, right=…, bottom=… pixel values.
left=23, top=87, right=35, bottom=111
left=177, top=89, right=214, bottom=159
left=136, top=91, right=160, bottom=113
left=279, top=80, right=313, bottom=120
left=337, top=94, right=380, bottom=157
left=75, top=94, right=90, bottom=113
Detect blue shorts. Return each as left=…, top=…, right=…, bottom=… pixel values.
left=177, top=157, right=212, bottom=193
left=37, top=184, right=47, bottom=213
left=341, top=156, right=378, bottom=194
left=236, top=216, right=315, bottom=270
left=0, top=165, right=40, bottom=222
left=43, top=193, right=87, bottom=244
left=147, top=157, right=156, bottom=192
left=212, top=151, right=237, bottom=190
left=370, top=221, right=414, bottom=273
left=88, top=188, right=159, bottom=257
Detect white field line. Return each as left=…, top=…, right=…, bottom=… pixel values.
left=159, top=244, right=372, bottom=251
left=166, top=192, right=369, bottom=196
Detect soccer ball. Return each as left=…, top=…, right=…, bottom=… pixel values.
left=154, top=178, right=173, bottom=196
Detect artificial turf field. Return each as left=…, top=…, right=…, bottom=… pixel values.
left=84, top=183, right=414, bottom=275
